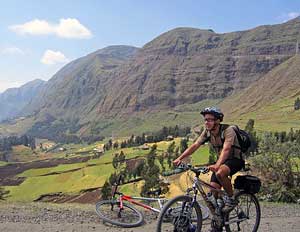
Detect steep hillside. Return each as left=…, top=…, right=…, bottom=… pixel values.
left=23, top=45, right=139, bottom=119
left=221, top=55, right=300, bottom=131
left=3, top=18, right=300, bottom=138
left=0, top=79, right=45, bottom=122
left=96, top=18, right=300, bottom=116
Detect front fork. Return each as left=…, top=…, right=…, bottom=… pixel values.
left=110, top=195, right=124, bottom=218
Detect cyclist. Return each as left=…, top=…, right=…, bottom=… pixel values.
left=174, top=107, right=245, bottom=215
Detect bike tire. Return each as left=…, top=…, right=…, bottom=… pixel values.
left=95, top=200, right=144, bottom=227
left=156, top=195, right=203, bottom=232
left=224, top=192, right=261, bottom=232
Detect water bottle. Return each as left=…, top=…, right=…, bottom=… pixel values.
left=217, top=198, right=224, bottom=209
left=207, top=192, right=217, bottom=208
left=216, top=198, right=224, bottom=215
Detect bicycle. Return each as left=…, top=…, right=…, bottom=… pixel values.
left=95, top=174, right=210, bottom=228
left=156, top=163, right=261, bottom=232
left=95, top=175, right=166, bottom=227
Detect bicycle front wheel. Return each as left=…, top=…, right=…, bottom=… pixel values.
left=225, top=192, right=261, bottom=232
left=156, top=195, right=202, bottom=232
left=95, top=200, right=144, bottom=227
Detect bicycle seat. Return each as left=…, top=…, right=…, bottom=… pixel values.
left=147, top=188, right=162, bottom=196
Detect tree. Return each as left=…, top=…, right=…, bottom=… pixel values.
left=0, top=187, right=9, bottom=200
left=109, top=172, right=118, bottom=185
left=113, top=141, right=119, bottom=149
left=141, top=145, right=160, bottom=196
left=112, top=153, right=119, bottom=169
left=119, top=151, right=126, bottom=164
left=180, top=138, right=188, bottom=154
left=166, top=141, right=176, bottom=168
left=244, top=119, right=258, bottom=155
left=294, top=97, right=300, bottom=110
left=251, top=133, right=300, bottom=203
left=245, top=119, right=255, bottom=133
left=101, top=180, right=112, bottom=200
left=158, top=155, right=165, bottom=172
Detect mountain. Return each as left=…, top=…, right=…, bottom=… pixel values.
left=23, top=45, right=139, bottom=118
left=0, top=79, right=46, bottom=122
left=3, top=18, right=300, bottom=138
left=18, top=45, right=139, bottom=139
left=95, top=17, right=300, bottom=116
left=221, top=54, right=300, bottom=131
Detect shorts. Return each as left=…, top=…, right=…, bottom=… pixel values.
left=211, top=158, right=245, bottom=186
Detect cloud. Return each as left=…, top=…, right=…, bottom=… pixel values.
left=1, top=46, right=25, bottom=55
left=41, top=50, right=69, bottom=65
left=56, top=18, right=92, bottom=39
left=9, top=18, right=92, bottom=39
left=280, top=12, right=300, bottom=22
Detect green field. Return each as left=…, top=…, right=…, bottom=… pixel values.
left=0, top=161, right=8, bottom=166
left=3, top=137, right=210, bottom=202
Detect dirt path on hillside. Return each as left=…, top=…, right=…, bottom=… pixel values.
left=0, top=202, right=299, bottom=231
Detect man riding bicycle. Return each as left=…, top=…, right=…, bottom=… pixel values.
left=174, top=107, right=245, bottom=215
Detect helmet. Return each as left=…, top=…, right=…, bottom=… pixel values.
left=200, top=107, right=224, bottom=122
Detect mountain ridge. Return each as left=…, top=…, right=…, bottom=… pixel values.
left=0, top=79, right=46, bottom=122
left=2, top=18, right=300, bottom=138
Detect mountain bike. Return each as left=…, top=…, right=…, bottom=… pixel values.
left=95, top=174, right=210, bottom=227
left=156, top=163, right=261, bottom=232
left=95, top=175, right=165, bottom=227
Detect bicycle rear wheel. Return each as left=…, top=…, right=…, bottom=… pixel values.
left=225, top=192, right=260, bottom=232
left=95, top=200, right=144, bottom=227
left=156, top=195, right=202, bottom=232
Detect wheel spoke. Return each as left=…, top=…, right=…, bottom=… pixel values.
left=225, top=193, right=260, bottom=232
left=157, top=195, right=202, bottom=232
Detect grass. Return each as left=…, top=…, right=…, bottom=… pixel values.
left=191, top=145, right=210, bottom=165
left=91, top=99, right=221, bottom=137
left=0, top=161, right=8, bottom=166
left=292, top=157, right=300, bottom=172
left=6, top=162, right=114, bottom=202
left=224, top=81, right=300, bottom=132
left=19, top=163, right=87, bottom=177
left=4, top=137, right=186, bottom=202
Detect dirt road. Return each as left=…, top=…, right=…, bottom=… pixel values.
left=0, top=202, right=299, bottom=231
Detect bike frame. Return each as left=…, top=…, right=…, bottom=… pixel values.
left=118, top=194, right=165, bottom=213
left=188, top=171, right=226, bottom=214
left=111, top=177, right=166, bottom=214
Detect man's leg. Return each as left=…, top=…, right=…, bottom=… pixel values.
left=209, top=174, right=223, bottom=232
left=216, top=160, right=244, bottom=213
left=215, top=165, right=233, bottom=196
left=210, top=172, right=222, bottom=197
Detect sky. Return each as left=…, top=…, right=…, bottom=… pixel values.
left=0, top=0, right=300, bottom=93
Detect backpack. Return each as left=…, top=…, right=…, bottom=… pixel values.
left=220, top=124, right=251, bottom=154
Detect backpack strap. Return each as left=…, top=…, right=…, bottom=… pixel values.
left=220, top=124, right=230, bottom=143
left=200, top=130, right=211, bottom=145
left=221, top=124, right=244, bottom=161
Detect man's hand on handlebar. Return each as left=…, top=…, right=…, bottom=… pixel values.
left=208, top=163, right=220, bottom=172
left=173, top=157, right=182, bottom=166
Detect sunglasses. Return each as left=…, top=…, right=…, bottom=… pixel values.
left=204, top=118, right=216, bottom=122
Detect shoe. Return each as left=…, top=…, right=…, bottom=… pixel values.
left=222, top=196, right=238, bottom=213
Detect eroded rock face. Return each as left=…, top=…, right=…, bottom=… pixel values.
left=17, top=18, right=300, bottom=136
left=98, top=19, right=300, bottom=114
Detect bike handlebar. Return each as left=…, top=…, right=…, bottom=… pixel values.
left=162, top=163, right=209, bottom=176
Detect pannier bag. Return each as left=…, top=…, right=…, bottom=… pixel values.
left=234, top=175, right=261, bottom=194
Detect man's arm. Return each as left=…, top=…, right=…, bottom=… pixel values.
left=173, top=142, right=201, bottom=166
